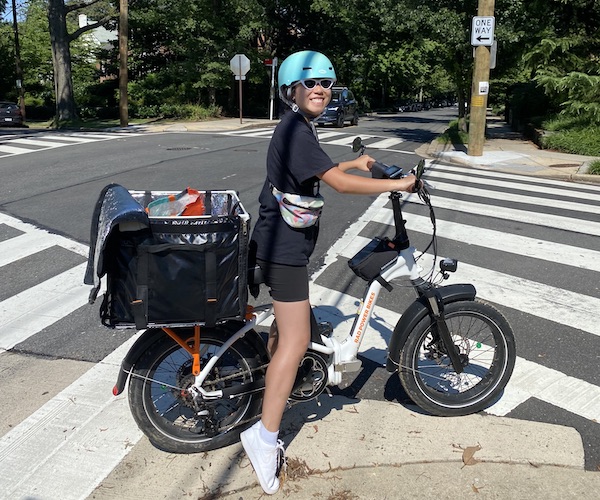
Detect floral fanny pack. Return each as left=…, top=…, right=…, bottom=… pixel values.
left=271, top=184, right=325, bottom=228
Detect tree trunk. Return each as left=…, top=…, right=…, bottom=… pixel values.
left=47, top=0, right=77, bottom=124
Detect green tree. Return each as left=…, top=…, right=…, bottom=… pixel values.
left=0, top=21, right=14, bottom=100
left=20, top=0, right=54, bottom=105
left=520, top=0, right=600, bottom=124
left=126, top=0, right=269, bottom=114
left=47, top=0, right=116, bottom=124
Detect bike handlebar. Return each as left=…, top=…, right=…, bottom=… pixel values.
left=370, top=161, right=404, bottom=180
left=353, top=136, right=427, bottom=193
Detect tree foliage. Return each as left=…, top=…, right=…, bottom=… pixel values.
left=520, top=1, right=600, bottom=124
left=1, top=0, right=598, bottom=127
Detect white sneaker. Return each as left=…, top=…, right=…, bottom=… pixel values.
left=240, top=422, right=286, bottom=495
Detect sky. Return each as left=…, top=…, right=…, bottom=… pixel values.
left=2, top=0, right=26, bottom=23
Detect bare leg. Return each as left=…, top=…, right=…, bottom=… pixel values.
left=261, top=299, right=311, bottom=432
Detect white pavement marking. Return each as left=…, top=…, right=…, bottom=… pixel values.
left=0, top=144, right=31, bottom=155
left=322, top=135, right=369, bottom=146
left=235, top=129, right=275, bottom=137
left=311, top=281, right=600, bottom=422
left=366, top=137, right=404, bottom=149
left=315, top=131, right=346, bottom=140
left=0, top=132, right=142, bottom=158
left=426, top=177, right=600, bottom=216
left=37, top=134, right=100, bottom=143
left=433, top=161, right=600, bottom=192
left=331, top=231, right=600, bottom=338
left=67, top=133, right=119, bottom=140
left=428, top=165, right=600, bottom=202
left=0, top=334, right=143, bottom=500
left=0, top=213, right=89, bottom=266
left=223, top=127, right=275, bottom=136
left=9, top=138, right=68, bottom=148
left=374, top=209, right=600, bottom=273
left=487, top=357, right=600, bottom=420
left=0, top=214, right=93, bottom=352
left=419, top=189, right=600, bottom=236
left=0, top=263, right=92, bottom=351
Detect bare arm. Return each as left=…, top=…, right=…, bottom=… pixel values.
left=318, top=162, right=418, bottom=195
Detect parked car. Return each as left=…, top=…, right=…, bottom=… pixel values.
left=396, top=99, right=423, bottom=112
left=0, top=102, right=24, bottom=127
left=316, top=87, right=359, bottom=127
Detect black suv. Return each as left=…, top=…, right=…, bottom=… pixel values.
left=316, top=87, right=359, bottom=128
left=0, top=102, right=24, bottom=127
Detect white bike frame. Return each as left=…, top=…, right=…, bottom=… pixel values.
left=191, top=244, right=424, bottom=398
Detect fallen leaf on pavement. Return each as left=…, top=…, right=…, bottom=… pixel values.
left=462, top=444, right=482, bottom=468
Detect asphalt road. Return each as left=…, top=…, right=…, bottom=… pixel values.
left=1, top=107, right=599, bottom=499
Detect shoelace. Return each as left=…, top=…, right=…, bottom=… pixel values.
left=275, top=439, right=287, bottom=478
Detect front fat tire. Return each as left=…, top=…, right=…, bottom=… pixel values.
left=398, top=300, right=516, bottom=416
left=128, top=328, right=264, bottom=453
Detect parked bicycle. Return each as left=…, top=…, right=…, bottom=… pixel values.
left=88, top=138, right=516, bottom=454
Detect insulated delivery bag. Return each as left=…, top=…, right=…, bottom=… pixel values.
left=84, top=185, right=250, bottom=329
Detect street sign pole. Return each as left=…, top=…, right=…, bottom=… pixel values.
left=230, top=54, right=250, bottom=124
left=238, top=55, right=243, bottom=124
left=267, top=57, right=278, bottom=121
left=468, top=0, right=495, bottom=156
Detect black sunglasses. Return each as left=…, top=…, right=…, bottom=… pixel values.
left=299, top=79, right=335, bottom=90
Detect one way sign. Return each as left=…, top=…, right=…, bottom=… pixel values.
left=471, top=16, right=495, bottom=46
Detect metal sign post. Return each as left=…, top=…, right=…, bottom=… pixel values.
left=230, top=54, right=250, bottom=124
left=264, top=57, right=278, bottom=120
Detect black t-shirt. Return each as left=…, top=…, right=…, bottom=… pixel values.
left=251, top=112, right=335, bottom=265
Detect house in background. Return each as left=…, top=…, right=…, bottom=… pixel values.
left=78, top=14, right=118, bottom=81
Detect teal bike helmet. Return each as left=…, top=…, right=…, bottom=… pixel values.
left=278, top=50, right=337, bottom=110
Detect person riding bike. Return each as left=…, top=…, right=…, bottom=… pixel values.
left=241, top=49, right=418, bottom=495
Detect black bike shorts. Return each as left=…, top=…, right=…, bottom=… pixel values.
left=255, top=259, right=309, bottom=302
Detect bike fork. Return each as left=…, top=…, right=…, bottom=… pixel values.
left=421, top=286, right=465, bottom=374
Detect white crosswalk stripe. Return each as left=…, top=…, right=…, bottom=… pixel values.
left=1, top=153, right=599, bottom=497
left=0, top=131, right=143, bottom=158
left=221, top=128, right=410, bottom=152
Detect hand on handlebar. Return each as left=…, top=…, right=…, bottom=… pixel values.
left=396, top=174, right=422, bottom=193
left=355, top=154, right=376, bottom=172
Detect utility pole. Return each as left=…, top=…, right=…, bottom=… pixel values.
left=468, top=0, right=495, bottom=156
left=11, top=0, right=26, bottom=122
left=119, top=0, right=128, bottom=127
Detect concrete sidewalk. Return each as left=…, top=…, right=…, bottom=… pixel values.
left=417, top=115, right=600, bottom=185
left=94, top=396, right=597, bottom=499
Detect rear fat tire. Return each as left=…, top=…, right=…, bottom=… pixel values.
left=398, top=300, right=516, bottom=416
left=128, top=328, right=264, bottom=453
